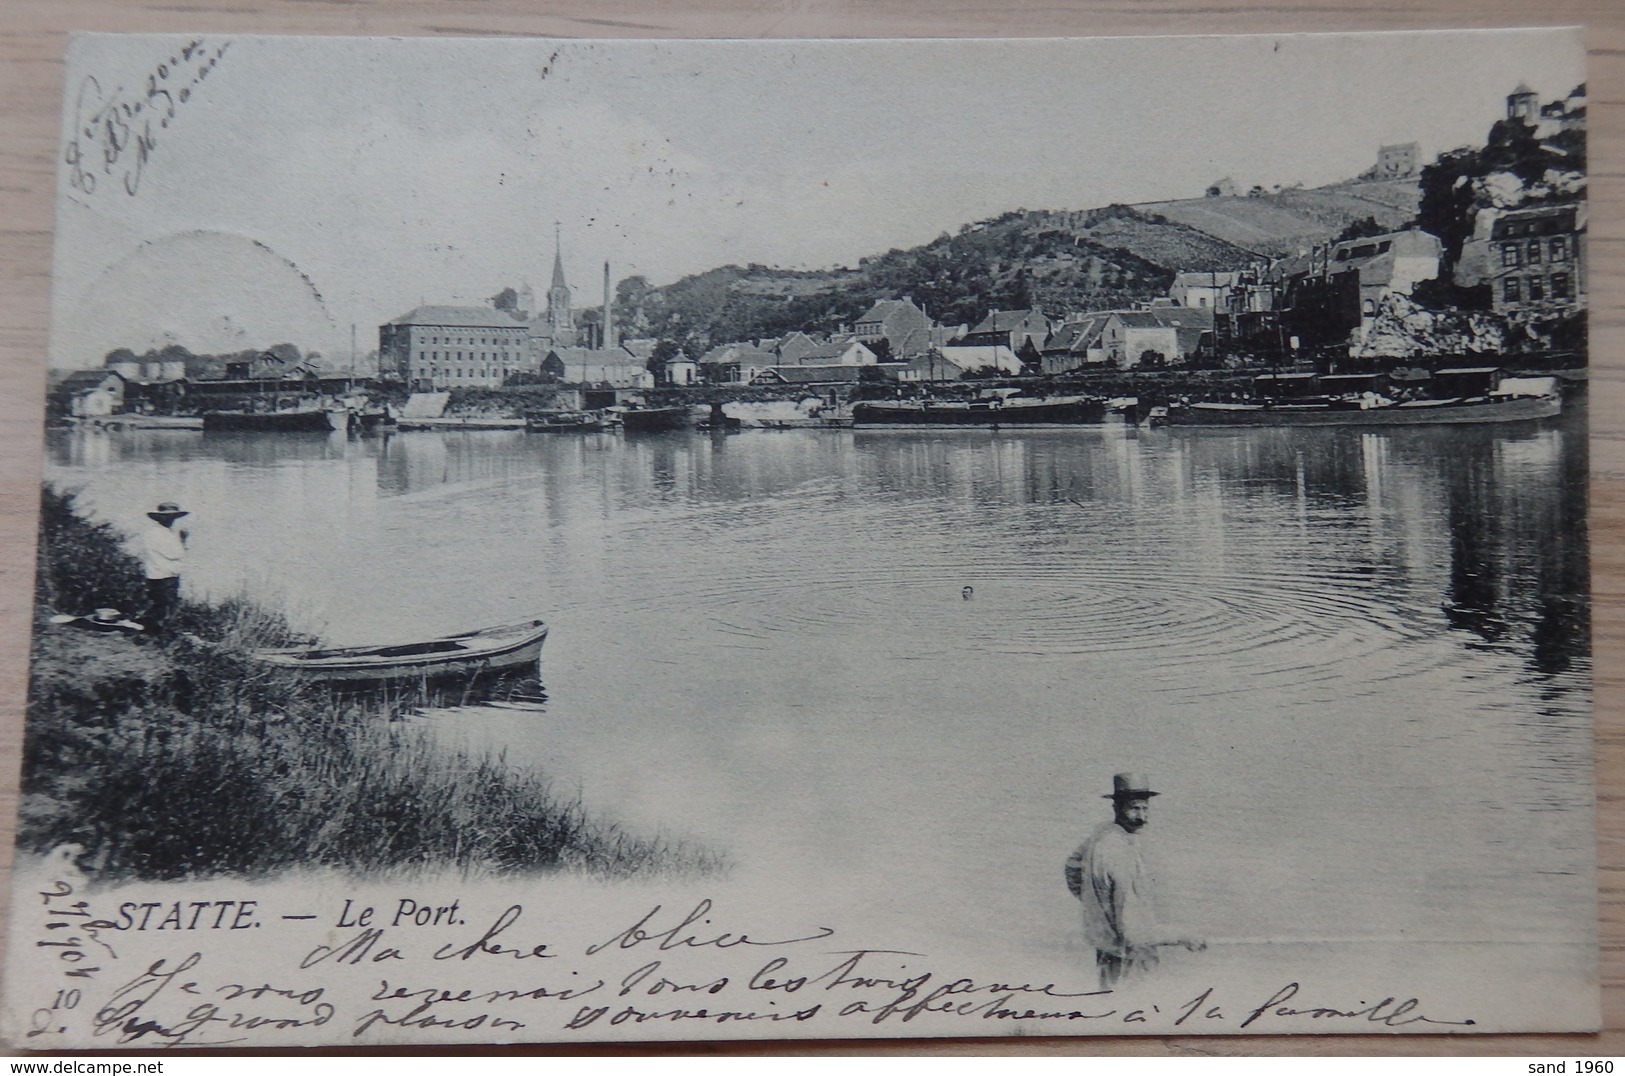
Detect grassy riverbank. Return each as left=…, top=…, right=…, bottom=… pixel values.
left=22, top=486, right=723, bottom=883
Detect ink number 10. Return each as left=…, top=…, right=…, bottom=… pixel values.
left=26, top=989, right=80, bottom=1038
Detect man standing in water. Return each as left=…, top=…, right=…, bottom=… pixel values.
left=1065, top=773, right=1203, bottom=988
left=140, top=501, right=189, bottom=631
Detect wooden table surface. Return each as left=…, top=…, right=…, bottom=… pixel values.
left=1, top=0, right=1621, bottom=1057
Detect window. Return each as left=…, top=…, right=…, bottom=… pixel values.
left=1503, top=278, right=1521, bottom=303
left=1552, top=273, right=1571, bottom=299
left=1502, top=245, right=1522, bottom=268
left=1550, top=236, right=1567, bottom=261
left=1528, top=276, right=1544, bottom=301
left=1527, top=239, right=1542, bottom=264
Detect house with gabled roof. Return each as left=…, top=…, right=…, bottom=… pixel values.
left=548, top=347, right=653, bottom=389
left=897, top=343, right=1024, bottom=381
left=854, top=297, right=934, bottom=357
left=967, top=309, right=1052, bottom=353
left=1322, top=228, right=1442, bottom=317
left=1040, top=314, right=1112, bottom=374
left=1102, top=306, right=1213, bottom=368
left=1169, top=271, right=1240, bottom=310
left=56, top=369, right=127, bottom=417
left=773, top=332, right=821, bottom=365
left=791, top=339, right=877, bottom=367
left=698, top=344, right=776, bottom=385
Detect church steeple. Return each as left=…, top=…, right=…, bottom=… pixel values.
left=547, top=222, right=573, bottom=333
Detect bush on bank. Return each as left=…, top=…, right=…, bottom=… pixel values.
left=22, top=485, right=722, bottom=883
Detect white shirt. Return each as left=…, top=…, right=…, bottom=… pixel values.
left=1067, top=820, right=1157, bottom=956
left=141, top=522, right=187, bottom=580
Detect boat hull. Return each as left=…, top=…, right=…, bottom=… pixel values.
left=202, top=410, right=337, bottom=432
left=620, top=407, right=691, bottom=432
left=254, top=619, right=548, bottom=683
left=1163, top=394, right=1562, bottom=427
left=852, top=396, right=1109, bottom=428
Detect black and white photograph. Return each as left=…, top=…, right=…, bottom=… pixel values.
left=0, top=28, right=1596, bottom=1047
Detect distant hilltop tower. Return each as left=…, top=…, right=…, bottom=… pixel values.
left=547, top=222, right=573, bottom=335
left=1507, top=83, right=1540, bottom=125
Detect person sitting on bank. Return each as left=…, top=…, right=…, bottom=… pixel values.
left=140, top=501, right=189, bottom=631
left=1065, top=773, right=1204, bottom=988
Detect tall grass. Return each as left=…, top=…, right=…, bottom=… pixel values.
left=21, top=484, right=725, bottom=883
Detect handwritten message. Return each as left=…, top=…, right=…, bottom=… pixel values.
left=65, top=39, right=231, bottom=199
left=6, top=878, right=1478, bottom=1049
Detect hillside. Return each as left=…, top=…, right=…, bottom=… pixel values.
left=616, top=177, right=1420, bottom=354
left=1137, top=178, right=1420, bottom=256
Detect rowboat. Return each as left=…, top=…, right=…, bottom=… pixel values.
left=253, top=618, right=548, bottom=683
left=527, top=410, right=611, bottom=433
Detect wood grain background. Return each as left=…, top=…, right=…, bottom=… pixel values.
left=1, top=0, right=1620, bottom=1058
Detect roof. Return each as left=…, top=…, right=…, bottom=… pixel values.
left=387, top=305, right=524, bottom=328
left=1511, top=82, right=1536, bottom=96
left=799, top=339, right=872, bottom=363
left=1331, top=229, right=1440, bottom=263
left=1148, top=306, right=1214, bottom=331
left=1490, top=205, right=1580, bottom=240
left=1044, top=315, right=1110, bottom=353
left=971, top=309, right=1047, bottom=334
left=753, top=364, right=864, bottom=384
left=937, top=345, right=1024, bottom=374
left=619, top=339, right=659, bottom=360
left=1172, top=271, right=1239, bottom=289
left=59, top=369, right=122, bottom=390
left=855, top=298, right=925, bottom=325
left=548, top=347, right=623, bottom=366
left=551, top=248, right=568, bottom=291
left=1110, top=311, right=1162, bottom=329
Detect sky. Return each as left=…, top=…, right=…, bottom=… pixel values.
left=49, top=29, right=1586, bottom=367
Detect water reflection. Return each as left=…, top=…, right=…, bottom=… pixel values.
left=41, top=409, right=1591, bottom=949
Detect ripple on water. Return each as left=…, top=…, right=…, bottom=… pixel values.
left=593, top=545, right=1462, bottom=700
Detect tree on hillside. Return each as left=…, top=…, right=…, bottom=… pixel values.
left=1334, top=216, right=1386, bottom=243
left=1484, top=119, right=1549, bottom=187
left=491, top=287, right=519, bottom=312
left=649, top=338, right=684, bottom=376
left=1416, top=146, right=1485, bottom=270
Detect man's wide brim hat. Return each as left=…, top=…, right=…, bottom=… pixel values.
left=147, top=501, right=189, bottom=521
left=1104, top=772, right=1159, bottom=800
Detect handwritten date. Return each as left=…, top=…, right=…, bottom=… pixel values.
left=65, top=38, right=230, bottom=198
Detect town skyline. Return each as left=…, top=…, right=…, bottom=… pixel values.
left=49, top=31, right=1584, bottom=368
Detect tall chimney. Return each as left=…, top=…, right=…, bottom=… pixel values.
left=603, top=260, right=613, bottom=353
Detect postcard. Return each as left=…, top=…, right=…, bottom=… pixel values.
left=2, top=29, right=1594, bottom=1048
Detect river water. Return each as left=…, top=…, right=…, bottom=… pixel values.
left=42, top=407, right=1594, bottom=1010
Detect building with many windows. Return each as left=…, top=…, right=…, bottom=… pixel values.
left=379, top=305, right=532, bottom=389
left=1488, top=205, right=1584, bottom=316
